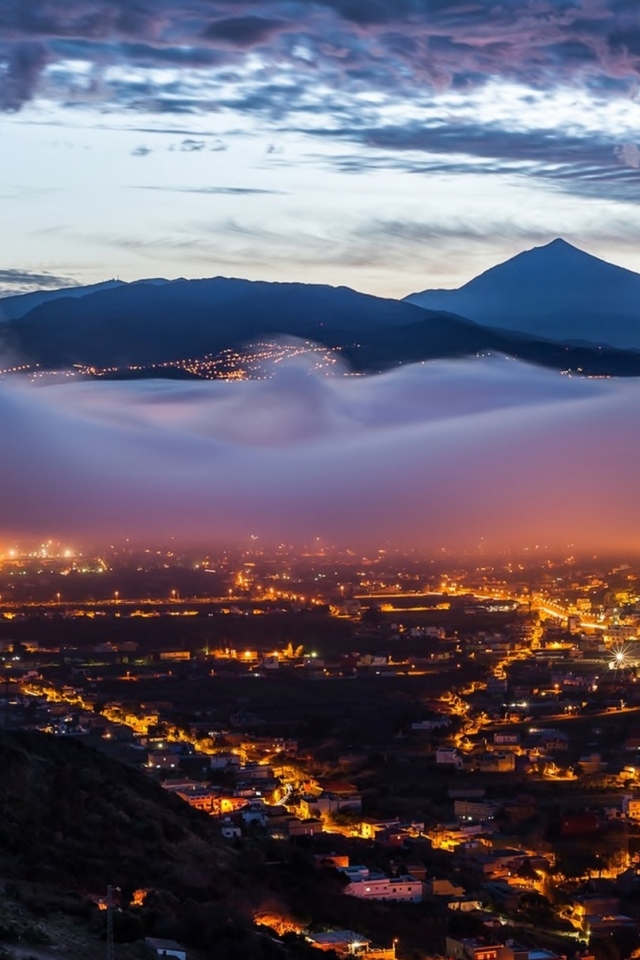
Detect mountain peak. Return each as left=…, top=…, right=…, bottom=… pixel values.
left=405, top=238, right=640, bottom=349
left=528, top=237, right=588, bottom=257
left=541, top=237, right=574, bottom=249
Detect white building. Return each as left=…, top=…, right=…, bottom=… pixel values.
left=145, top=939, right=187, bottom=960
left=436, top=746, right=462, bottom=769
left=344, top=873, right=422, bottom=902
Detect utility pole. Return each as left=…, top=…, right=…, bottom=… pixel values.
left=106, top=886, right=115, bottom=960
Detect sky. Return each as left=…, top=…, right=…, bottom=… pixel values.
left=2, top=0, right=640, bottom=297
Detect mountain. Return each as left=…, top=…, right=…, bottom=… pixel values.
left=3, top=276, right=477, bottom=368
left=4, top=272, right=640, bottom=378
left=342, top=316, right=640, bottom=377
left=0, top=280, right=126, bottom=322
left=405, top=239, right=640, bottom=349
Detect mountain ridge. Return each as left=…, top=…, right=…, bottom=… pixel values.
left=3, top=250, right=640, bottom=377
left=405, top=239, right=640, bottom=349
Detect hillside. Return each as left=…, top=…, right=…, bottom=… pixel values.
left=2, top=278, right=433, bottom=369
left=343, top=314, right=640, bottom=377
left=0, top=731, right=299, bottom=960
left=0, top=281, right=126, bottom=322
left=0, top=732, right=450, bottom=960
left=3, top=273, right=640, bottom=378
left=405, top=239, right=640, bottom=349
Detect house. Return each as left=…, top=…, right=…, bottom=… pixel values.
left=412, top=718, right=450, bottom=732
left=144, top=938, right=187, bottom=960
left=299, top=791, right=361, bottom=819
left=437, top=747, right=462, bottom=768
left=578, top=754, right=607, bottom=775
left=242, top=801, right=268, bottom=825
left=468, top=752, right=515, bottom=773
left=569, top=895, right=621, bottom=921
left=170, top=785, right=219, bottom=812
left=344, top=872, right=423, bottom=902
left=445, top=937, right=502, bottom=960
left=492, top=734, right=521, bottom=753
left=447, top=897, right=484, bottom=912
left=220, top=820, right=242, bottom=839
left=470, top=849, right=529, bottom=877
left=307, top=932, right=372, bottom=955
left=426, top=878, right=465, bottom=897
left=306, top=932, right=396, bottom=960
left=623, top=796, right=640, bottom=819
left=146, top=751, right=179, bottom=771
left=239, top=762, right=274, bottom=781
left=501, top=943, right=561, bottom=960
left=360, top=817, right=400, bottom=840
left=454, top=800, right=498, bottom=822
left=289, top=818, right=323, bottom=837
left=268, top=814, right=323, bottom=838
left=210, top=752, right=240, bottom=769
left=537, top=731, right=569, bottom=753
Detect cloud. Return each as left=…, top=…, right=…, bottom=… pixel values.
left=0, top=41, right=48, bottom=110
left=1, top=356, right=639, bottom=556
left=617, top=142, right=640, bottom=169
left=294, top=115, right=640, bottom=205
left=0, top=269, right=80, bottom=296
left=3, top=0, right=640, bottom=115
left=132, top=185, right=287, bottom=196
left=172, top=138, right=206, bottom=152
left=202, top=16, right=286, bottom=48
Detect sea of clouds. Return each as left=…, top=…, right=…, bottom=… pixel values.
left=1, top=355, right=638, bottom=554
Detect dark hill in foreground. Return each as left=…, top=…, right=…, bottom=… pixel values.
left=0, top=730, right=235, bottom=891
left=0, top=731, right=301, bottom=960
left=4, top=274, right=640, bottom=378
left=0, top=733, right=451, bottom=960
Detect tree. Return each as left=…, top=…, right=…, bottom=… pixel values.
left=516, top=892, right=553, bottom=924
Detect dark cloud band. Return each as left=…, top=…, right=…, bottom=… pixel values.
left=1, top=1, right=640, bottom=111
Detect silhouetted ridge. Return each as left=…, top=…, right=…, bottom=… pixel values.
left=3, top=268, right=640, bottom=377
left=406, top=238, right=640, bottom=349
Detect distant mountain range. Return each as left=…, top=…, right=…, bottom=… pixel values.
left=0, top=279, right=125, bottom=322
left=1, top=239, right=640, bottom=378
left=406, top=238, right=640, bottom=349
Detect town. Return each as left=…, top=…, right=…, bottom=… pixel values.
left=1, top=546, right=640, bottom=960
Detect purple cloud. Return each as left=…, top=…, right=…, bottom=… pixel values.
left=1, top=0, right=640, bottom=111
left=202, top=16, right=286, bottom=48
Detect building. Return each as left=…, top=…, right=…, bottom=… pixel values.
left=306, top=931, right=396, bottom=960
left=144, top=939, right=187, bottom=960
left=454, top=799, right=498, bottom=822
left=426, top=878, right=465, bottom=897
left=177, top=787, right=218, bottom=812
left=360, top=817, right=400, bottom=840
left=623, top=796, right=640, bottom=819
left=446, top=937, right=501, bottom=960
left=146, top=750, right=179, bottom=771
left=436, top=747, right=462, bottom=768
left=299, top=791, right=362, bottom=819
left=344, top=871, right=422, bottom=902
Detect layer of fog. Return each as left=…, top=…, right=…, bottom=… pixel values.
left=1, top=356, right=638, bottom=554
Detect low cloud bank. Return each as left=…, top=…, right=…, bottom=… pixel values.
left=1, top=356, right=637, bottom=554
